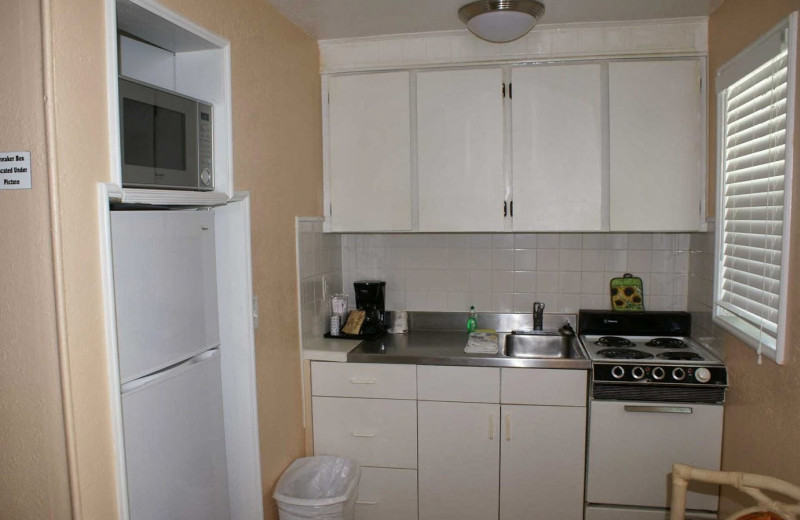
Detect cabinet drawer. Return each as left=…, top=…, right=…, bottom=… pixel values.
left=418, top=365, right=500, bottom=403
left=355, top=468, right=417, bottom=520
left=311, top=362, right=416, bottom=399
left=312, top=397, right=417, bottom=468
left=501, top=368, right=587, bottom=406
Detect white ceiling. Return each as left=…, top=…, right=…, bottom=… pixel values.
left=267, top=0, right=723, bottom=41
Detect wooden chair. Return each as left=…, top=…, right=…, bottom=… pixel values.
left=670, top=463, right=800, bottom=520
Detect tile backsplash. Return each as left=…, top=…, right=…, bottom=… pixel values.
left=688, top=226, right=724, bottom=356
left=297, top=218, right=342, bottom=344
left=340, top=232, right=691, bottom=315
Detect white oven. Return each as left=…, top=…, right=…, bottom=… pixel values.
left=585, top=400, right=723, bottom=519
left=579, top=310, right=727, bottom=520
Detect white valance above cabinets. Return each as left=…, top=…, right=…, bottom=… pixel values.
left=322, top=53, right=707, bottom=233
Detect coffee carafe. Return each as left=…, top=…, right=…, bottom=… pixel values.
left=354, top=280, right=386, bottom=335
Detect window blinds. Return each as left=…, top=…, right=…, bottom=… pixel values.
left=717, top=42, right=790, bottom=355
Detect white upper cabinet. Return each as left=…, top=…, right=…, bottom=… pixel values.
left=609, top=59, right=705, bottom=231
left=416, top=68, right=505, bottom=232
left=327, top=72, right=412, bottom=232
left=511, top=64, right=606, bottom=231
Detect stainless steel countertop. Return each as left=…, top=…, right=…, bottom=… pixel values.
left=347, top=330, right=591, bottom=369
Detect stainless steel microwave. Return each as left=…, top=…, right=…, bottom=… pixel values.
left=118, top=77, right=214, bottom=191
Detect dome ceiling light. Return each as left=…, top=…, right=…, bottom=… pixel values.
left=458, top=0, right=546, bottom=43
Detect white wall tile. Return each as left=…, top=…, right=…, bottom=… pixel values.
left=537, top=249, right=560, bottom=271
left=470, top=248, right=492, bottom=270
left=514, top=249, right=537, bottom=271
left=337, top=232, right=692, bottom=315
left=514, top=233, right=537, bottom=249
left=492, top=249, right=514, bottom=270
left=426, top=248, right=449, bottom=269
left=492, top=271, right=514, bottom=292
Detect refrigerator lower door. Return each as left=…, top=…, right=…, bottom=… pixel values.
left=122, top=348, right=230, bottom=520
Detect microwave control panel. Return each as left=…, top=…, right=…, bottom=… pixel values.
left=198, top=104, right=213, bottom=187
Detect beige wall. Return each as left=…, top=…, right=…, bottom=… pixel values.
left=157, top=1, right=323, bottom=516
left=44, top=0, right=322, bottom=517
left=0, top=0, right=72, bottom=518
left=708, top=0, right=800, bottom=515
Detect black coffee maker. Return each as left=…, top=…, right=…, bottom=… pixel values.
left=354, top=280, right=386, bottom=335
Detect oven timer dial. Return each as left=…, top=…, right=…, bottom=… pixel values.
left=695, top=367, right=712, bottom=383
left=672, top=367, right=686, bottom=381
left=631, top=366, right=645, bottom=380
left=611, top=366, right=625, bottom=379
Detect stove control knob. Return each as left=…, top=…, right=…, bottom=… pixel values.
left=631, top=366, right=645, bottom=380
left=672, top=367, right=686, bottom=381
left=652, top=367, right=665, bottom=380
left=611, top=366, right=625, bottom=379
left=695, top=367, right=712, bottom=383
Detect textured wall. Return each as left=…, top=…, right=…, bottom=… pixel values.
left=707, top=0, right=800, bottom=515
left=0, top=0, right=72, bottom=518
left=44, top=0, right=322, bottom=517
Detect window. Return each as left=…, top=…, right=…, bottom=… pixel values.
left=714, top=14, right=797, bottom=364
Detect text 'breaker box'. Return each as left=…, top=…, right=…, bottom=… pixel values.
left=0, top=152, right=31, bottom=189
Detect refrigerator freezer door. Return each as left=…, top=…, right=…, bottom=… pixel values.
left=122, top=349, right=230, bottom=520
left=111, top=210, right=220, bottom=383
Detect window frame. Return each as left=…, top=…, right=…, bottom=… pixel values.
left=713, top=13, right=798, bottom=364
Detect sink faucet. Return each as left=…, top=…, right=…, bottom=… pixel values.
left=532, top=301, right=545, bottom=331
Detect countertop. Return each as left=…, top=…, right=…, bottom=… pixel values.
left=302, top=337, right=362, bottom=362
left=347, top=330, right=591, bottom=369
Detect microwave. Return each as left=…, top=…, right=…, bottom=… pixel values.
left=118, top=77, right=214, bottom=191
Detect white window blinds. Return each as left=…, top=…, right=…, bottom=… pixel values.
left=714, top=15, right=796, bottom=363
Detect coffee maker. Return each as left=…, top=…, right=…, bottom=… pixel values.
left=354, top=280, right=386, bottom=335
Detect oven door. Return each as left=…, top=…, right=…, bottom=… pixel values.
left=586, top=400, right=723, bottom=511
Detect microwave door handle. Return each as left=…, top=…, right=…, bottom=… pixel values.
left=624, top=405, right=693, bottom=414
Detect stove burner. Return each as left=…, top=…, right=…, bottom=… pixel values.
left=657, top=351, right=704, bottom=361
left=646, top=338, right=688, bottom=349
left=597, top=348, right=655, bottom=360
left=595, top=336, right=635, bottom=347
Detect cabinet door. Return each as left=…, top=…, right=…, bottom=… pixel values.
left=500, top=405, right=586, bottom=520
left=328, top=72, right=412, bottom=232
left=417, top=68, right=505, bottom=231
left=512, top=64, right=605, bottom=231
left=418, top=401, right=500, bottom=520
left=609, top=60, right=704, bottom=231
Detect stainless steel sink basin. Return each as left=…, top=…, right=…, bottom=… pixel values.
left=504, top=332, right=572, bottom=359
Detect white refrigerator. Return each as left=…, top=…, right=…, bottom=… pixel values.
left=111, top=209, right=231, bottom=520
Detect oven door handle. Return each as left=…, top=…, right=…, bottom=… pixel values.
left=623, top=405, right=693, bottom=414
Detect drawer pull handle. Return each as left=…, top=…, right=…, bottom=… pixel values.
left=506, top=414, right=511, bottom=441
left=489, top=414, right=494, bottom=440
left=350, top=431, right=377, bottom=438
left=624, top=405, right=693, bottom=414
left=356, top=500, right=378, bottom=505
left=349, top=378, right=377, bottom=384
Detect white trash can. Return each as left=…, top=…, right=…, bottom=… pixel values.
left=273, top=456, right=361, bottom=520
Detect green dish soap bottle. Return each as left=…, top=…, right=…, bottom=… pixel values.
left=467, top=306, right=477, bottom=333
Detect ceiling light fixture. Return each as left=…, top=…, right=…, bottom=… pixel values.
left=458, top=0, right=545, bottom=43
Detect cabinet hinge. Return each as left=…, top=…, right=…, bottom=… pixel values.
left=504, top=201, right=508, bottom=217
left=502, top=82, right=506, bottom=98
left=509, top=83, right=512, bottom=99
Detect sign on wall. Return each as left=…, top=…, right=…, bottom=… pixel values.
left=0, top=151, right=31, bottom=190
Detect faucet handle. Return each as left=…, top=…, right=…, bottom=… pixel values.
left=533, top=301, right=545, bottom=314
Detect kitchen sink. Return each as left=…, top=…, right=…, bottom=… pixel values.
left=503, top=331, right=573, bottom=359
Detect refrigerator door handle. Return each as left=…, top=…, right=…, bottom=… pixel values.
left=121, top=348, right=221, bottom=395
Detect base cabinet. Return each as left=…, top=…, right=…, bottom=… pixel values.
left=355, top=467, right=418, bottom=520
left=418, top=401, right=500, bottom=520
left=499, top=405, right=586, bottom=520
left=311, top=362, right=588, bottom=520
